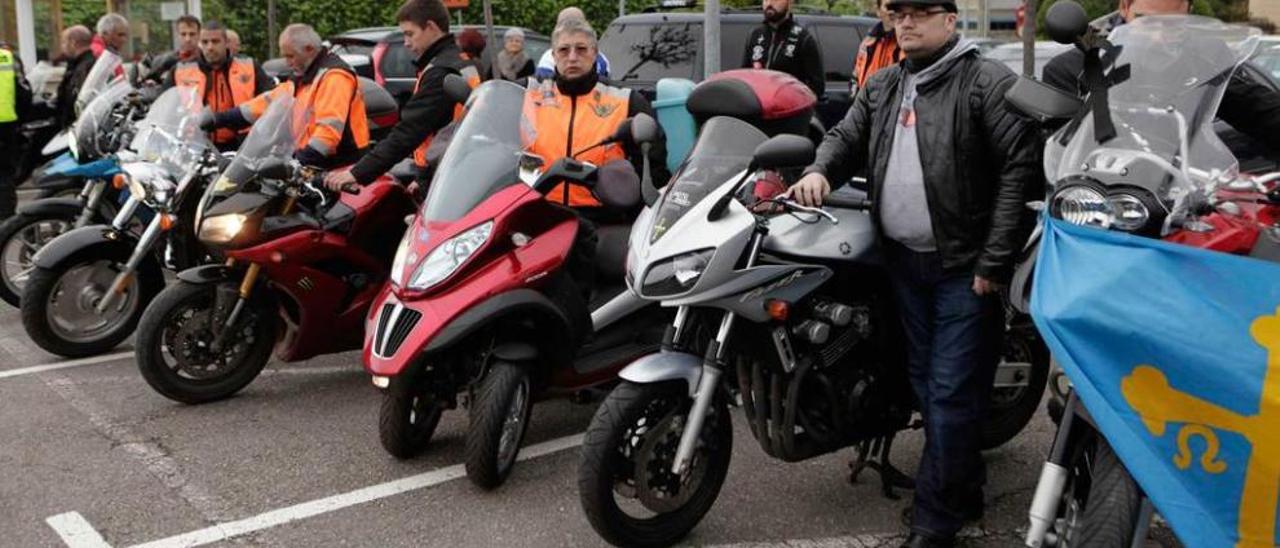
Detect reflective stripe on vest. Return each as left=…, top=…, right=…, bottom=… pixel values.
left=0, top=49, right=16, bottom=123
left=412, top=61, right=481, bottom=169
left=523, top=78, right=630, bottom=207
left=297, top=67, right=369, bottom=155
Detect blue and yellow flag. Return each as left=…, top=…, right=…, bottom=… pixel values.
left=1031, top=218, right=1280, bottom=548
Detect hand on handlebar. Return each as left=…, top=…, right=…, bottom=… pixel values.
left=322, top=170, right=361, bottom=194
left=790, top=172, right=832, bottom=207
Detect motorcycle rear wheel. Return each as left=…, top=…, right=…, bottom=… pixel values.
left=135, top=281, right=277, bottom=404
left=578, top=381, right=732, bottom=548
left=0, top=210, right=77, bottom=307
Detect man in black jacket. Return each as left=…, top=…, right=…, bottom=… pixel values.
left=742, top=0, right=825, bottom=98
left=791, top=0, right=1040, bottom=545
left=1041, top=0, right=1280, bottom=153
left=56, top=25, right=96, bottom=129
left=324, top=0, right=478, bottom=191
left=143, top=15, right=202, bottom=85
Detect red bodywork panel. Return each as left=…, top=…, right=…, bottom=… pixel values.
left=1165, top=191, right=1280, bottom=255
left=226, top=175, right=413, bottom=363
left=703, top=69, right=817, bottom=120
left=363, top=184, right=581, bottom=378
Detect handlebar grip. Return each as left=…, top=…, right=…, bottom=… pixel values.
left=340, top=183, right=361, bottom=195
left=823, top=195, right=873, bottom=210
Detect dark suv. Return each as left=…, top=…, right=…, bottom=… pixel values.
left=264, top=25, right=551, bottom=105
left=598, top=10, right=877, bottom=129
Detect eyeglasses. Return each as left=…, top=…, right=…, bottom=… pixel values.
left=888, top=9, right=948, bottom=23
left=554, top=44, right=594, bottom=57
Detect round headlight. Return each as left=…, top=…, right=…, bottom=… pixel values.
left=1051, top=186, right=1111, bottom=229
left=1109, top=194, right=1151, bottom=232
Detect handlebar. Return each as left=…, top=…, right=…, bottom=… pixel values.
left=823, top=195, right=874, bottom=211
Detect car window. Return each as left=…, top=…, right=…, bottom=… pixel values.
left=525, top=37, right=551, bottom=66
left=720, top=22, right=757, bottom=72
left=811, top=24, right=863, bottom=83
left=332, top=43, right=374, bottom=57
left=381, top=42, right=417, bottom=79
left=600, top=22, right=702, bottom=82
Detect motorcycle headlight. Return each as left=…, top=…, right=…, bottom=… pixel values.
left=641, top=248, right=715, bottom=298
left=68, top=131, right=80, bottom=161
left=1108, top=193, right=1150, bottom=232
left=391, top=229, right=413, bottom=287
left=407, top=221, right=493, bottom=291
left=199, top=213, right=247, bottom=244
left=1051, top=186, right=1111, bottom=229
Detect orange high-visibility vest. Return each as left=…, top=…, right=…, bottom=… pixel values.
left=239, top=53, right=369, bottom=158
left=413, top=58, right=480, bottom=170
left=174, top=56, right=258, bottom=144
left=522, top=78, right=631, bottom=208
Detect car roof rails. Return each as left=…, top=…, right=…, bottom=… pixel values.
left=640, top=1, right=835, bottom=14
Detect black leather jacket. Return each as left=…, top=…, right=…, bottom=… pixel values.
left=805, top=39, right=1042, bottom=282
left=742, top=15, right=825, bottom=99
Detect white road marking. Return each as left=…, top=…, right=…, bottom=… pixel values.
left=46, top=512, right=112, bottom=548
left=707, top=535, right=903, bottom=548
left=0, top=351, right=134, bottom=380
left=42, top=372, right=244, bottom=541
left=128, top=433, right=585, bottom=548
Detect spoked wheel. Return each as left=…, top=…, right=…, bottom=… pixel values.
left=379, top=382, right=445, bottom=459
left=465, top=362, right=533, bottom=489
left=1048, top=434, right=1144, bottom=547
left=135, top=281, right=277, bottom=404
left=981, top=321, right=1050, bottom=450
left=21, top=255, right=159, bottom=358
left=578, top=381, right=733, bottom=548
left=0, top=212, right=75, bottom=306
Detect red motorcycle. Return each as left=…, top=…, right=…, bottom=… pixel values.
left=363, top=79, right=669, bottom=489
left=135, top=93, right=414, bottom=404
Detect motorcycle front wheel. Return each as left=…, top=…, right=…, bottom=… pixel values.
left=0, top=211, right=77, bottom=306
left=379, top=381, right=446, bottom=459
left=135, top=280, right=277, bottom=404
left=465, top=361, right=534, bottom=489
left=21, top=253, right=162, bottom=357
left=1052, top=434, right=1144, bottom=547
left=980, top=322, right=1051, bottom=450
left=578, top=381, right=732, bottom=548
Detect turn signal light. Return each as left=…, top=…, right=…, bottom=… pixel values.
left=371, top=376, right=390, bottom=389
left=158, top=214, right=177, bottom=231
left=112, top=174, right=128, bottom=189
left=270, top=251, right=286, bottom=263
left=765, top=299, right=790, bottom=321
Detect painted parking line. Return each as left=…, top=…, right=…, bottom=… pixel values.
left=46, top=512, right=112, bottom=548
left=46, top=433, right=585, bottom=548
left=0, top=351, right=134, bottom=380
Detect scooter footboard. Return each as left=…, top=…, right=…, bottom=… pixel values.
left=619, top=351, right=703, bottom=397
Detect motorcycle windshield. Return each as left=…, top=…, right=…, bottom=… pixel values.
left=420, top=80, right=527, bottom=224
left=72, top=81, right=132, bottom=161
left=1047, top=16, right=1260, bottom=205
left=128, top=86, right=211, bottom=178
left=648, top=116, right=767, bottom=244
left=196, top=95, right=307, bottom=225
left=75, top=50, right=123, bottom=115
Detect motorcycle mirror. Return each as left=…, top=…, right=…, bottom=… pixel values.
left=752, top=134, right=815, bottom=170
left=630, top=114, right=660, bottom=146
left=1046, top=1, right=1089, bottom=46
left=256, top=157, right=292, bottom=181
left=1004, top=76, right=1083, bottom=122
left=443, top=74, right=472, bottom=105
left=519, top=152, right=546, bottom=186
left=595, top=160, right=642, bottom=209
left=533, top=157, right=597, bottom=195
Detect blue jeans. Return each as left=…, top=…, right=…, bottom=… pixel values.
left=884, top=241, right=1003, bottom=538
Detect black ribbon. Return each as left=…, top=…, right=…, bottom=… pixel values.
left=1059, top=39, right=1130, bottom=146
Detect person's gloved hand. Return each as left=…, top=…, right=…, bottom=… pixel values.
left=198, top=110, right=217, bottom=132
left=294, top=146, right=326, bottom=169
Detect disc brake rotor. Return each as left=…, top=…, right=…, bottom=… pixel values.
left=167, top=303, right=257, bottom=380
left=634, top=410, right=709, bottom=513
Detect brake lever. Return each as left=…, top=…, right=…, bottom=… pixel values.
left=779, top=199, right=839, bottom=224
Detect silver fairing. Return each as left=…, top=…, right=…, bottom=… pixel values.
left=764, top=206, right=880, bottom=265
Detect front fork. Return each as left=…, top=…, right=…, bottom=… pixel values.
left=75, top=179, right=108, bottom=228
left=210, top=192, right=298, bottom=352
left=92, top=194, right=149, bottom=313
left=1024, top=388, right=1154, bottom=548
left=670, top=228, right=767, bottom=475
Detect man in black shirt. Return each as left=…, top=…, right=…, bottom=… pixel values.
left=742, top=0, right=825, bottom=98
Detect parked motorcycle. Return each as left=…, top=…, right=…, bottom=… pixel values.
left=134, top=93, right=411, bottom=403
left=1005, top=5, right=1280, bottom=547
left=14, top=62, right=69, bottom=186
left=363, top=79, right=670, bottom=489
left=576, top=71, right=1045, bottom=547
left=0, top=51, right=140, bottom=306
left=20, top=85, right=218, bottom=357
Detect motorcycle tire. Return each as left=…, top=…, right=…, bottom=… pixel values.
left=1062, top=436, right=1144, bottom=547
left=21, top=253, right=163, bottom=358
left=379, top=385, right=445, bottom=459
left=0, top=210, right=78, bottom=307
left=578, top=381, right=733, bottom=548
left=465, top=361, right=533, bottom=489
left=980, top=325, right=1051, bottom=450
left=135, top=281, right=277, bottom=404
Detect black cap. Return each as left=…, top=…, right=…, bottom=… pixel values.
left=886, top=0, right=959, bottom=12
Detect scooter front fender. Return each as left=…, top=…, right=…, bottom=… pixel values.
left=619, top=351, right=703, bottom=398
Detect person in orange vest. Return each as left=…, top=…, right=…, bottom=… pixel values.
left=143, top=15, right=202, bottom=85
left=169, top=21, right=272, bottom=151
left=852, top=0, right=905, bottom=92
left=323, top=0, right=479, bottom=192
left=524, top=18, right=669, bottom=297
left=202, top=24, right=369, bottom=169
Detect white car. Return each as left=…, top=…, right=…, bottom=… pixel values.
left=983, top=41, right=1073, bottom=79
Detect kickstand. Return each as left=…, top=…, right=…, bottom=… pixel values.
left=848, top=434, right=916, bottom=500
